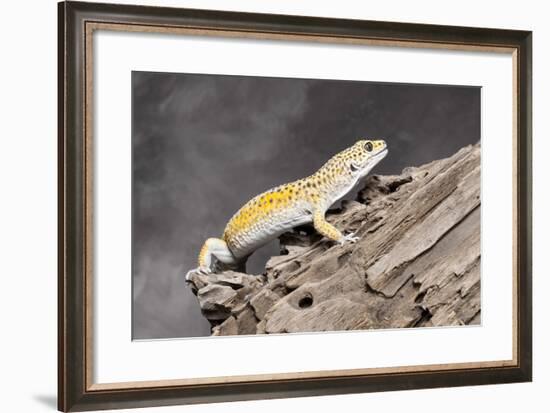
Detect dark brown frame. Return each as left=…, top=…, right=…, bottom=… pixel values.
left=58, top=1, right=532, bottom=411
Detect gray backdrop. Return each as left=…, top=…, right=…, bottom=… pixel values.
left=132, top=71, right=480, bottom=339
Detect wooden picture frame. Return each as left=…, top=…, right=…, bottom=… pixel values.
left=58, top=1, right=532, bottom=411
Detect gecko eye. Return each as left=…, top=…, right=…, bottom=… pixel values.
left=364, top=142, right=373, bottom=152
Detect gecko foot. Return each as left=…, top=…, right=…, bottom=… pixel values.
left=185, top=266, right=212, bottom=282
left=339, top=232, right=360, bottom=245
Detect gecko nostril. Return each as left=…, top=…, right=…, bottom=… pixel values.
left=298, top=293, right=313, bottom=309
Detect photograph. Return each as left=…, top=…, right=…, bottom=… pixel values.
left=132, top=71, right=481, bottom=339
left=51, top=1, right=533, bottom=411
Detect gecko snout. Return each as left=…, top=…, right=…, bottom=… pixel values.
left=374, top=139, right=387, bottom=150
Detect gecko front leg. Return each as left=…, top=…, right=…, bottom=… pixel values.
left=312, top=211, right=359, bottom=245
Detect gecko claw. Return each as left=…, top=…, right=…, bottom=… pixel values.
left=185, top=270, right=195, bottom=282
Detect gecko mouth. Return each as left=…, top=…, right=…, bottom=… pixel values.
left=365, top=148, right=388, bottom=165
left=375, top=148, right=388, bottom=159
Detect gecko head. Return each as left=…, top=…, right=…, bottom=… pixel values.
left=346, top=139, right=388, bottom=178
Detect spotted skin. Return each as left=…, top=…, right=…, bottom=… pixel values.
left=186, top=139, right=388, bottom=279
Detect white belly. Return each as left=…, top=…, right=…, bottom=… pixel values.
left=229, top=206, right=312, bottom=258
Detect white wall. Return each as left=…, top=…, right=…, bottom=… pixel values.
left=0, top=0, right=546, bottom=412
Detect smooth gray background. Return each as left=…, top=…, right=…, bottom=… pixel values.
left=132, top=71, right=480, bottom=339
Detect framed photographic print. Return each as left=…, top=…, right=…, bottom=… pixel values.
left=58, top=1, right=532, bottom=411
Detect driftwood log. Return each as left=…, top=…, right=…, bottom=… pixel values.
left=187, top=144, right=481, bottom=335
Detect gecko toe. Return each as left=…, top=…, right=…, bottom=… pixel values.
left=185, top=269, right=196, bottom=282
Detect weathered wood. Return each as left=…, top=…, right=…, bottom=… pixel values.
left=187, top=144, right=481, bottom=335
